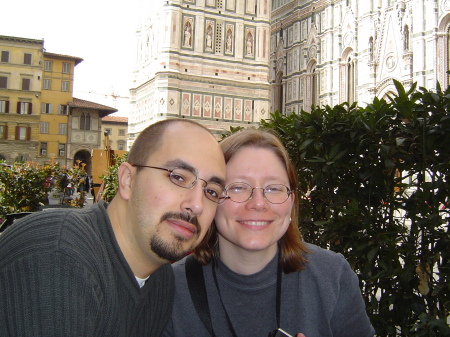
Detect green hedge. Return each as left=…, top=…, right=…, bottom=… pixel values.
left=260, top=80, right=450, bottom=336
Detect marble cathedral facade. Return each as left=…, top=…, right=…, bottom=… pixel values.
left=130, top=0, right=450, bottom=139
left=129, top=0, right=271, bottom=140
left=271, top=0, right=450, bottom=113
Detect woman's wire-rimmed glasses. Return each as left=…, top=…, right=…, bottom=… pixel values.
left=132, top=165, right=227, bottom=204
left=225, top=182, right=292, bottom=204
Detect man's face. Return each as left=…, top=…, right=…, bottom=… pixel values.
left=128, top=123, right=226, bottom=264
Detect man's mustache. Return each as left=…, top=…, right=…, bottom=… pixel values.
left=161, top=212, right=200, bottom=233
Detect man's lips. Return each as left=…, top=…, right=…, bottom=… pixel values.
left=167, top=219, right=198, bottom=238
left=160, top=212, right=200, bottom=239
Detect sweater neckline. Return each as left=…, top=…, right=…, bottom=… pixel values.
left=215, top=250, right=279, bottom=290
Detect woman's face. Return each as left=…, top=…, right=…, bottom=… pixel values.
left=215, top=147, right=294, bottom=255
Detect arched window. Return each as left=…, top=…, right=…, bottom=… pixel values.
left=311, top=67, right=318, bottom=107
left=80, top=112, right=91, bottom=131
left=447, top=26, right=450, bottom=86
left=274, top=71, right=284, bottom=113
left=369, top=37, right=374, bottom=62
left=404, top=25, right=410, bottom=51
left=307, top=60, right=318, bottom=109
left=347, top=56, right=355, bottom=104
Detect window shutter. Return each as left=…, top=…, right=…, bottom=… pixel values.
left=17, top=102, right=21, bottom=114
left=1, top=125, right=8, bottom=139
left=5, top=100, right=9, bottom=113
left=15, top=126, right=19, bottom=140
left=28, top=102, right=32, bottom=114
left=27, top=127, right=31, bottom=140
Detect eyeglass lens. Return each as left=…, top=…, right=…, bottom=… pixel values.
left=168, top=168, right=225, bottom=203
left=226, top=182, right=290, bottom=204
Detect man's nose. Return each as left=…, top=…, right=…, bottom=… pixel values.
left=181, top=181, right=205, bottom=215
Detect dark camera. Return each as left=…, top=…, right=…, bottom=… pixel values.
left=268, top=328, right=293, bottom=337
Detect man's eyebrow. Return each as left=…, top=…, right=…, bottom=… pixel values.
left=165, top=159, right=225, bottom=187
left=165, top=159, right=196, bottom=173
left=209, top=176, right=226, bottom=188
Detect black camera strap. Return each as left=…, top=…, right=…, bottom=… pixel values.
left=185, top=254, right=283, bottom=337
left=186, top=255, right=215, bottom=336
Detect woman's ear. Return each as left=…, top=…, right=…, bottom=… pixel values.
left=117, top=162, right=135, bottom=201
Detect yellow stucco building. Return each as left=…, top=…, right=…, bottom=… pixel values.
left=0, top=35, right=117, bottom=171
left=38, top=52, right=83, bottom=166
left=0, top=36, right=43, bottom=162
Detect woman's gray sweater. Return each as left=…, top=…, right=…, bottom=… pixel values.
left=164, top=244, right=374, bottom=337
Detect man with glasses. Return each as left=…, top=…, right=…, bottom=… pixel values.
left=0, top=119, right=226, bottom=337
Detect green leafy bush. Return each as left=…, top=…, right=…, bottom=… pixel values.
left=0, top=160, right=90, bottom=221
left=100, top=153, right=128, bottom=203
left=261, top=80, right=450, bottom=336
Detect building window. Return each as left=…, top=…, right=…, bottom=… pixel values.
left=347, top=56, right=355, bottom=104
left=0, top=125, right=8, bottom=139
left=58, top=144, right=66, bottom=157
left=22, top=78, right=31, bottom=91
left=61, top=81, right=69, bottom=92
left=40, top=122, right=49, bottom=134
left=118, top=142, right=126, bottom=150
left=62, top=62, right=71, bottom=74
left=448, top=26, right=450, bottom=86
left=0, top=76, right=8, bottom=89
left=80, top=112, right=91, bottom=130
left=43, top=79, right=51, bottom=90
left=59, top=123, right=67, bottom=135
left=18, top=102, right=32, bottom=114
left=40, top=142, right=47, bottom=156
left=16, top=126, right=30, bottom=140
left=15, top=155, right=28, bottom=162
left=1, top=51, right=9, bottom=63
left=59, top=105, right=68, bottom=115
left=24, top=53, right=32, bottom=65
left=119, top=129, right=126, bottom=136
left=215, top=22, right=222, bottom=54
left=44, top=60, right=53, bottom=71
left=0, top=100, right=9, bottom=113
left=41, top=103, right=52, bottom=114
left=105, top=128, right=112, bottom=135
left=311, top=68, right=318, bottom=107
left=403, top=25, right=410, bottom=51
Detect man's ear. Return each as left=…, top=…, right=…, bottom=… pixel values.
left=117, top=162, right=135, bottom=201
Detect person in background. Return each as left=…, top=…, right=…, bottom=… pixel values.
left=164, top=129, right=375, bottom=337
left=0, top=119, right=226, bottom=337
left=89, top=175, right=95, bottom=196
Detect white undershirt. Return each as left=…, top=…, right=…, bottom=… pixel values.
left=135, top=275, right=150, bottom=288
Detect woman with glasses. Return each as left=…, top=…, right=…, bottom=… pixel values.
left=163, top=129, right=374, bottom=337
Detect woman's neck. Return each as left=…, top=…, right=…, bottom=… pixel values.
left=217, top=237, right=278, bottom=275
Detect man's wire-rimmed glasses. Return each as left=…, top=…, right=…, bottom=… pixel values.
left=225, top=182, right=292, bottom=204
left=132, top=165, right=227, bottom=204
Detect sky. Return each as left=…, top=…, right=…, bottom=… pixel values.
left=2, top=0, right=140, bottom=116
